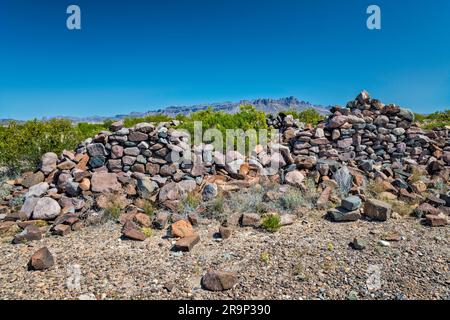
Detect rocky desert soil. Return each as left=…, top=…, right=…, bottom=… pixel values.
left=0, top=211, right=448, bottom=300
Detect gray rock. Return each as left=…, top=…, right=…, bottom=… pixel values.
left=26, top=182, right=49, bottom=198
left=32, top=197, right=61, bottom=220
left=202, top=183, right=218, bottom=201
left=40, top=152, right=58, bottom=175
left=341, top=196, right=362, bottom=211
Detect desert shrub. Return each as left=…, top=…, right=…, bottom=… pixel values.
left=184, top=191, right=201, bottom=210
left=415, top=110, right=450, bottom=129
left=260, top=252, right=270, bottom=263
left=364, top=180, right=386, bottom=199
left=9, top=195, right=25, bottom=207
left=281, top=188, right=305, bottom=210
left=261, top=214, right=281, bottom=233
left=282, top=108, right=325, bottom=126
left=204, top=194, right=226, bottom=220
left=141, top=200, right=155, bottom=217
left=176, top=105, right=268, bottom=152
left=334, top=166, right=352, bottom=199
left=140, top=227, right=153, bottom=237
left=301, top=178, right=319, bottom=208
left=0, top=119, right=113, bottom=173
left=123, top=114, right=173, bottom=128
left=409, top=167, right=425, bottom=184
left=105, top=203, right=122, bottom=220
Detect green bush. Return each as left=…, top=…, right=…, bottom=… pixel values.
left=281, top=108, right=325, bottom=126
left=261, top=214, right=281, bottom=232
left=123, top=114, right=172, bottom=128
left=415, top=110, right=450, bottom=129
left=176, top=105, right=269, bottom=151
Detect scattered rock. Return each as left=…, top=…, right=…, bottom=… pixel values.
left=201, top=270, right=237, bottom=291
left=28, top=247, right=54, bottom=270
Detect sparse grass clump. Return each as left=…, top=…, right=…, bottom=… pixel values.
left=142, top=200, right=155, bottom=218
left=105, top=203, right=122, bottom=220
left=261, top=214, right=281, bottom=233
left=281, top=188, right=305, bottom=210
left=141, top=227, right=153, bottom=238
left=260, top=252, right=270, bottom=264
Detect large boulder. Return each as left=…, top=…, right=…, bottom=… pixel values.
left=90, top=172, right=121, bottom=193
left=32, top=197, right=61, bottom=220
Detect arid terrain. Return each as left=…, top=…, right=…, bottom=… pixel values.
left=0, top=210, right=448, bottom=300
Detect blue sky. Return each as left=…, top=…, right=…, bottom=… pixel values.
left=0, top=0, right=449, bottom=120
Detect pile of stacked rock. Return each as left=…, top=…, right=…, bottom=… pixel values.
left=0, top=91, right=449, bottom=244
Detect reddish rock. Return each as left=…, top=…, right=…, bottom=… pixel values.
left=363, top=199, right=391, bottom=221
left=219, top=225, right=232, bottom=239
left=241, top=213, right=261, bottom=227
left=28, top=247, right=54, bottom=271
left=171, top=220, right=195, bottom=238
left=425, top=214, right=447, bottom=227
left=173, top=234, right=200, bottom=251
left=52, top=224, right=71, bottom=236
left=133, top=213, right=151, bottom=227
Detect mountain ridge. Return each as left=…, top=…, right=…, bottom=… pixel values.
left=1, top=96, right=331, bottom=124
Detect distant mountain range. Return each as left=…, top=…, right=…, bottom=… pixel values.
left=1, top=97, right=331, bottom=124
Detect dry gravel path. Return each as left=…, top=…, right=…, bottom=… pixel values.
left=0, top=212, right=448, bottom=300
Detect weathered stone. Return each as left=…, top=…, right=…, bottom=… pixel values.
left=425, top=214, right=447, bottom=227
left=52, top=223, right=71, bottom=236
left=173, top=234, right=200, bottom=252
left=284, top=170, right=304, bottom=187
left=202, top=271, right=237, bottom=291
left=40, top=152, right=58, bottom=175
left=351, top=237, right=367, bottom=250
left=219, top=225, right=232, bottom=239
left=28, top=247, right=54, bottom=270
left=153, top=212, right=169, bottom=229
left=22, top=171, right=45, bottom=188
left=90, top=172, right=121, bottom=193
left=128, top=131, right=148, bottom=142
left=121, top=221, right=146, bottom=241
left=327, top=207, right=361, bottom=222
left=12, top=225, right=42, bottom=244
left=171, top=220, right=195, bottom=238
left=363, top=199, right=391, bottom=221
left=341, top=196, right=362, bottom=211
left=26, top=182, right=49, bottom=198
left=202, top=183, right=218, bottom=201
left=133, top=213, right=151, bottom=227
left=241, top=213, right=261, bottom=227
left=32, top=197, right=61, bottom=220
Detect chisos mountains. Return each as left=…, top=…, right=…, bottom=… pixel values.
left=21, top=97, right=331, bottom=124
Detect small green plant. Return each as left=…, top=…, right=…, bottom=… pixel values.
left=142, top=200, right=155, bottom=217
left=141, top=227, right=153, bottom=238
left=8, top=195, right=25, bottom=207
left=327, top=243, right=334, bottom=251
left=184, top=191, right=201, bottom=210
left=281, top=188, right=305, bottom=210
left=105, top=203, right=121, bottom=220
left=261, top=214, right=281, bottom=233
left=260, top=251, right=270, bottom=264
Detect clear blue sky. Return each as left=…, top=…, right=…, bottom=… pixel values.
left=0, top=0, right=449, bottom=120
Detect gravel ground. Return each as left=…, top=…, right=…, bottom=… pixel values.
left=0, top=212, right=448, bottom=300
